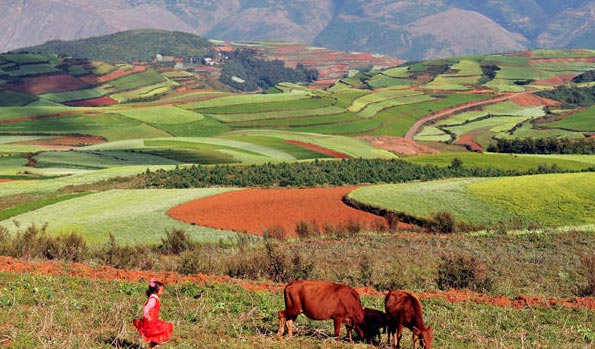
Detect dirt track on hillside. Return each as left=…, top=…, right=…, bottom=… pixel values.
left=2, top=256, right=595, bottom=310
left=404, top=92, right=532, bottom=140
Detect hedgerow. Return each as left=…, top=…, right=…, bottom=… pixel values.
left=138, top=158, right=578, bottom=189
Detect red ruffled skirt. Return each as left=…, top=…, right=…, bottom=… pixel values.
left=133, top=318, right=173, bottom=344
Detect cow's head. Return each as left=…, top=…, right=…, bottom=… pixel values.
left=414, top=325, right=433, bottom=349
left=344, top=317, right=366, bottom=341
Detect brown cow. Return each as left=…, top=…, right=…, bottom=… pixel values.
left=277, top=280, right=365, bottom=342
left=384, top=290, right=433, bottom=349
left=362, top=307, right=387, bottom=344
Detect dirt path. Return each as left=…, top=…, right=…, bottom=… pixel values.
left=1, top=256, right=595, bottom=310
left=404, top=92, right=533, bottom=140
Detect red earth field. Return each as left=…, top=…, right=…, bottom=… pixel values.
left=455, top=133, right=483, bottom=152
left=8, top=74, right=90, bottom=94
left=285, top=140, right=351, bottom=158
left=357, top=136, right=439, bottom=156
left=167, top=186, right=388, bottom=237
left=15, top=135, right=106, bottom=150
left=65, top=96, right=119, bottom=107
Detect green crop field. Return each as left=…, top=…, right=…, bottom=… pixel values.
left=115, top=106, right=204, bottom=124
left=543, top=106, right=595, bottom=132
left=110, top=80, right=178, bottom=102
left=1, top=165, right=176, bottom=197
left=227, top=111, right=362, bottom=128
left=0, top=105, right=85, bottom=121
left=40, top=87, right=109, bottom=103
left=403, top=152, right=595, bottom=171
left=180, top=92, right=310, bottom=109
left=33, top=150, right=180, bottom=169
left=469, top=172, right=595, bottom=227
left=348, top=173, right=595, bottom=227
left=106, top=68, right=166, bottom=91
left=207, top=105, right=344, bottom=123
left=223, top=130, right=396, bottom=159
left=0, top=90, right=37, bottom=106
left=0, top=113, right=170, bottom=141
left=1, top=188, right=239, bottom=245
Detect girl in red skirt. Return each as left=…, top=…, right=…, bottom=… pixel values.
left=133, top=279, right=173, bottom=348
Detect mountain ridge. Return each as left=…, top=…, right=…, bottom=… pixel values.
left=2, top=0, right=595, bottom=60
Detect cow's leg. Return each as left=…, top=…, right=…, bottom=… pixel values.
left=387, top=324, right=396, bottom=348
left=343, top=317, right=355, bottom=343
left=396, top=325, right=404, bottom=349
left=286, top=317, right=295, bottom=337
left=413, top=331, right=418, bottom=349
left=277, top=310, right=286, bottom=336
left=333, top=316, right=344, bottom=340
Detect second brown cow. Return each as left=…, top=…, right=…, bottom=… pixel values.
left=277, top=280, right=365, bottom=342
left=384, top=289, right=433, bottom=349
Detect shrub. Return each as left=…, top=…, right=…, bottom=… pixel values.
left=12, top=223, right=48, bottom=260
left=580, top=255, right=595, bottom=296
left=96, top=233, right=152, bottom=269
left=59, top=232, right=87, bottom=262
left=357, top=254, right=374, bottom=287
left=177, top=246, right=222, bottom=275
left=427, top=211, right=456, bottom=234
left=161, top=228, right=194, bottom=255
left=437, top=253, right=492, bottom=292
left=263, top=225, right=286, bottom=241
left=384, top=212, right=401, bottom=232
left=296, top=220, right=321, bottom=239
left=0, top=226, right=10, bottom=255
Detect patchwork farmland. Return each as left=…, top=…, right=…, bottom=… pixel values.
left=0, top=45, right=595, bottom=348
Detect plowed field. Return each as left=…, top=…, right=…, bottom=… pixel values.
left=167, top=186, right=388, bottom=237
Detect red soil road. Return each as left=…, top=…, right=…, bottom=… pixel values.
left=167, top=186, right=387, bottom=237
left=285, top=140, right=351, bottom=158
left=2, top=255, right=595, bottom=311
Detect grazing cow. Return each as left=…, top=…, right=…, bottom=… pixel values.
left=384, top=290, right=433, bottom=349
left=362, top=307, right=387, bottom=344
left=277, top=280, right=365, bottom=342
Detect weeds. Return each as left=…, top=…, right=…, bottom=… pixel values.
left=437, top=253, right=492, bottom=292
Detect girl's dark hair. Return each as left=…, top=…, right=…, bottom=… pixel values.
left=146, top=280, right=164, bottom=297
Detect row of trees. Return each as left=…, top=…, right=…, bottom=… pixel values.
left=219, top=49, right=318, bottom=92
left=536, top=85, right=595, bottom=109
left=487, top=137, right=595, bottom=154
left=139, top=158, right=572, bottom=189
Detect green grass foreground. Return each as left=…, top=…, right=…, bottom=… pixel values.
left=0, top=270, right=594, bottom=348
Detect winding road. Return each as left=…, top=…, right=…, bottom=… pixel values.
left=404, top=91, right=534, bottom=140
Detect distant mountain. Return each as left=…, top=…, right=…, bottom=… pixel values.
left=2, top=0, right=595, bottom=60
left=15, top=29, right=213, bottom=63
